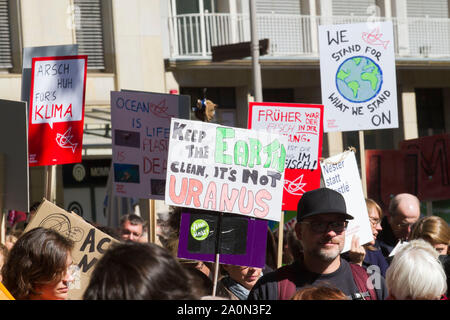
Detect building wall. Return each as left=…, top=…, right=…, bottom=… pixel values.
left=1, top=0, right=167, bottom=210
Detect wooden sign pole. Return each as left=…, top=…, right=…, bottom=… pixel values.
left=212, top=212, right=224, bottom=296
left=277, top=211, right=285, bottom=268
left=44, top=165, right=55, bottom=202
left=359, top=131, right=367, bottom=198
left=148, top=199, right=156, bottom=243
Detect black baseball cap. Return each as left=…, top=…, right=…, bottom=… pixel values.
left=297, top=188, right=354, bottom=221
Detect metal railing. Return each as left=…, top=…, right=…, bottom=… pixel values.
left=168, top=13, right=450, bottom=59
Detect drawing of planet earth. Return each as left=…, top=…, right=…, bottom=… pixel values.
left=335, top=56, right=383, bottom=103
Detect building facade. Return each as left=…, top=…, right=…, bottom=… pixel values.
left=0, top=0, right=449, bottom=223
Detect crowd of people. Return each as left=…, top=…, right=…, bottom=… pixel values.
left=0, top=188, right=448, bottom=301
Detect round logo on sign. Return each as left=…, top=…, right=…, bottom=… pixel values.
left=335, top=55, right=383, bottom=103
left=190, top=219, right=210, bottom=241
left=72, top=164, right=86, bottom=182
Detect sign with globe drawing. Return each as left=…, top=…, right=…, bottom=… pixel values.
left=319, top=21, right=398, bottom=132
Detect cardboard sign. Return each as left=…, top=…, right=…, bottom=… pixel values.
left=110, top=90, right=189, bottom=199
left=28, top=55, right=87, bottom=166
left=319, top=21, right=398, bottom=132
left=320, top=151, right=373, bottom=252
left=24, top=199, right=118, bottom=300
left=248, top=102, right=323, bottom=210
left=178, top=211, right=268, bottom=268
left=165, top=118, right=288, bottom=222
left=0, top=99, right=29, bottom=212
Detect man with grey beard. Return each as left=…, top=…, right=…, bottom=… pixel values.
left=248, top=188, right=388, bottom=300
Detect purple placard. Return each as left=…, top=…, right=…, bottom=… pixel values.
left=178, top=212, right=268, bottom=268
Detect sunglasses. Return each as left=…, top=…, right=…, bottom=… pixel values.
left=301, top=220, right=349, bottom=233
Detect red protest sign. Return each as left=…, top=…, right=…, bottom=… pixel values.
left=248, top=102, right=324, bottom=211
left=28, top=55, right=87, bottom=166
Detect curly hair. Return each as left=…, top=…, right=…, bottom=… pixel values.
left=1, top=227, right=74, bottom=300
left=83, top=242, right=199, bottom=300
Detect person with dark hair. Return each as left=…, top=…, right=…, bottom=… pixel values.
left=0, top=243, right=8, bottom=282
left=182, top=264, right=214, bottom=297
left=83, top=241, right=199, bottom=300
left=119, top=213, right=146, bottom=242
left=2, top=227, right=75, bottom=300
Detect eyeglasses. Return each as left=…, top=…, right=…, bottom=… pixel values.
left=369, top=217, right=381, bottom=226
left=301, top=220, right=348, bottom=233
left=394, top=222, right=415, bottom=229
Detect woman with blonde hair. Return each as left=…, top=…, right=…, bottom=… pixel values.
left=410, top=215, right=449, bottom=297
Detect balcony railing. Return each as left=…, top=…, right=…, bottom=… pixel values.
left=168, top=13, right=450, bottom=59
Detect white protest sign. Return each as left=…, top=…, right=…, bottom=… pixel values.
left=320, top=151, right=373, bottom=252
left=110, top=90, right=187, bottom=199
left=165, top=118, right=288, bottom=222
left=319, top=21, right=398, bottom=132
left=30, top=56, right=86, bottom=129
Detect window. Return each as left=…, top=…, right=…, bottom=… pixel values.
left=0, top=0, right=21, bottom=72
left=332, top=0, right=376, bottom=16
left=415, top=88, right=445, bottom=137
left=263, top=88, right=294, bottom=103
left=74, top=0, right=114, bottom=72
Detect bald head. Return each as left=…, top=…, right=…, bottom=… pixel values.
left=388, top=193, right=421, bottom=240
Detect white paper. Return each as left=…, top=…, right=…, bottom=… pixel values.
left=165, top=118, right=288, bottom=222
left=320, top=151, right=374, bottom=253
left=319, top=21, right=398, bottom=132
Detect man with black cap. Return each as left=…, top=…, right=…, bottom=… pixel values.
left=248, top=188, right=388, bottom=300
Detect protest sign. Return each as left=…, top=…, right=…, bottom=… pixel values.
left=248, top=102, right=323, bottom=210
left=24, top=199, right=118, bottom=300
left=178, top=211, right=268, bottom=268
left=319, top=21, right=398, bottom=132
left=28, top=55, right=87, bottom=166
left=21, top=45, right=78, bottom=106
left=165, top=118, right=288, bottom=221
left=320, top=151, right=373, bottom=252
left=0, top=99, right=29, bottom=212
left=110, top=90, right=189, bottom=199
